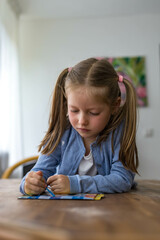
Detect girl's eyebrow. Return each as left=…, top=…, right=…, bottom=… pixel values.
left=68, top=105, right=78, bottom=109
left=68, top=105, right=76, bottom=107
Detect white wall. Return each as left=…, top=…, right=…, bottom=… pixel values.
left=19, top=14, right=160, bottom=180
left=0, top=0, right=22, bottom=170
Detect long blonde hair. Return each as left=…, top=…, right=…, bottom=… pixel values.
left=38, top=58, right=139, bottom=173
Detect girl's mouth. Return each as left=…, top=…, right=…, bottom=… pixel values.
left=78, top=128, right=89, bottom=132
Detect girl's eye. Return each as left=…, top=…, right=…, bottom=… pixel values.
left=90, top=112, right=99, bottom=116
left=70, top=110, right=78, bottom=113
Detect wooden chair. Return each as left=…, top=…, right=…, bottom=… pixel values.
left=1, top=156, right=39, bottom=179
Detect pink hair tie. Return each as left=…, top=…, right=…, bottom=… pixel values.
left=118, top=75, right=123, bottom=82
left=68, top=67, right=72, bottom=72
left=118, top=74, right=126, bottom=107
left=96, top=57, right=104, bottom=60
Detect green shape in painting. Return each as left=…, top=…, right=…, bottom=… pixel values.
left=108, top=56, right=148, bottom=107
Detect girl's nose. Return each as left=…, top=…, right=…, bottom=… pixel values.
left=79, top=113, right=88, bottom=125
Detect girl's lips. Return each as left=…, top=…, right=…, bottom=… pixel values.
left=78, top=128, right=89, bottom=132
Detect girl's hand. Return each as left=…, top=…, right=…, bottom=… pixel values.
left=47, top=175, right=70, bottom=194
left=24, top=170, right=47, bottom=195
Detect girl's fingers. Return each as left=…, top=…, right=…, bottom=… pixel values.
left=25, top=182, right=46, bottom=195
left=47, top=175, right=58, bottom=185
left=26, top=172, right=46, bottom=188
left=53, top=188, right=63, bottom=194
left=25, top=178, right=45, bottom=191
left=50, top=183, right=61, bottom=190
left=48, top=175, right=70, bottom=194
left=25, top=171, right=47, bottom=195
left=36, top=170, right=43, bottom=176
left=28, top=185, right=45, bottom=195
left=31, top=177, right=46, bottom=188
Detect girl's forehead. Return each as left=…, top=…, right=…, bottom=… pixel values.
left=66, top=85, right=109, bottom=103
left=66, top=85, right=105, bottom=96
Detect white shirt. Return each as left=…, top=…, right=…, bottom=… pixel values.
left=78, top=151, right=97, bottom=176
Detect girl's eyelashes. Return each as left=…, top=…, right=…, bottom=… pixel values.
left=69, top=109, right=100, bottom=116
left=89, top=112, right=99, bottom=116
left=70, top=109, right=78, bottom=113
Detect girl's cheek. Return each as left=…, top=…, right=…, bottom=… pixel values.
left=68, top=114, right=75, bottom=123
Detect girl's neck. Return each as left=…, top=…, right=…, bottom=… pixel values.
left=82, top=137, right=96, bottom=156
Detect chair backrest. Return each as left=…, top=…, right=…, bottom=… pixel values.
left=1, top=156, right=39, bottom=179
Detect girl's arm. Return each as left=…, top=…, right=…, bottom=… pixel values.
left=68, top=161, right=135, bottom=194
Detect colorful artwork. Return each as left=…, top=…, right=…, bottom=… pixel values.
left=18, top=193, right=104, bottom=200
left=108, top=56, right=148, bottom=107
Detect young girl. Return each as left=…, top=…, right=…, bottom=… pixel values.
left=20, top=57, right=139, bottom=195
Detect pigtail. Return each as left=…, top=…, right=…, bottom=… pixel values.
left=99, top=76, right=139, bottom=173
left=38, top=68, right=69, bottom=154
left=118, top=79, right=139, bottom=173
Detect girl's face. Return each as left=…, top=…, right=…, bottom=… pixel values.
left=67, top=86, right=113, bottom=143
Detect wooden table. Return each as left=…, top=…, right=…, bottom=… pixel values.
left=0, top=179, right=159, bottom=240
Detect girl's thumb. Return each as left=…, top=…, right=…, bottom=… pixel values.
left=36, top=170, right=43, bottom=176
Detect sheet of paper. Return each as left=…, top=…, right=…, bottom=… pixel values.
left=18, top=192, right=104, bottom=200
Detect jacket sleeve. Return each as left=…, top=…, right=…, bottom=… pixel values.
left=68, top=162, right=135, bottom=194
left=19, top=143, right=61, bottom=194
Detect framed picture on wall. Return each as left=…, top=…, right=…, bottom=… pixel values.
left=108, top=56, right=148, bottom=107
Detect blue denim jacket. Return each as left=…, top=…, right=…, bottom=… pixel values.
left=20, top=126, right=135, bottom=194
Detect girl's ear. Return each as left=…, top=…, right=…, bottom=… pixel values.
left=111, top=97, right=121, bottom=114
